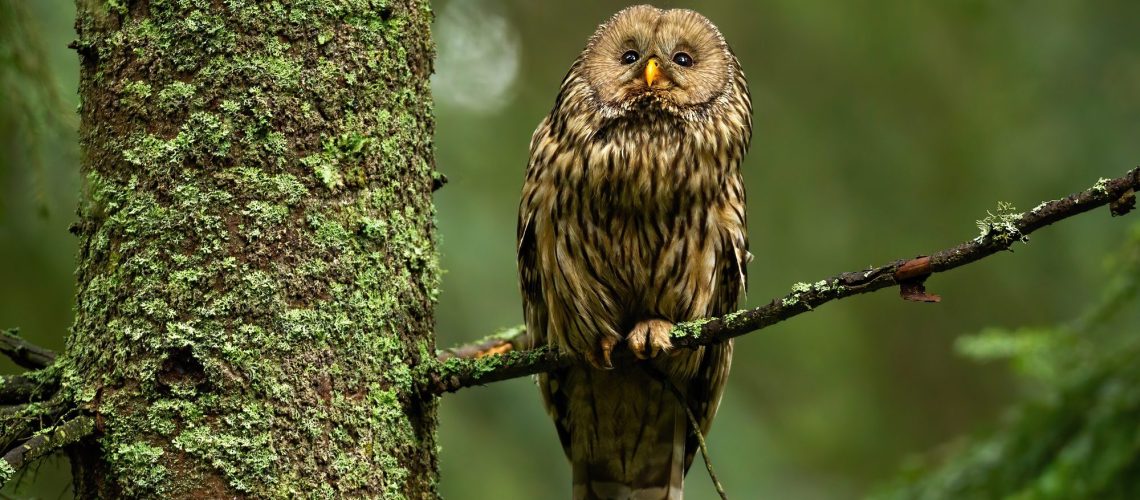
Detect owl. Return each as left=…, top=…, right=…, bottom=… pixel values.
left=517, top=5, right=752, bottom=499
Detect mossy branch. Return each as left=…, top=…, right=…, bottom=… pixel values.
left=0, top=372, right=60, bottom=405
left=0, top=415, right=94, bottom=489
left=1, top=329, right=57, bottom=370
left=0, top=396, right=70, bottom=451
left=0, top=329, right=75, bottom=485
left=426, top=167, right=1140, bottom=394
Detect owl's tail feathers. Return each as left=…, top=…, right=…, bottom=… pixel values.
left=572, top=462, right=684, bottom=500
left=570, top=401, right=687, bottom=500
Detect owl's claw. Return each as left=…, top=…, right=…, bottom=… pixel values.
left=586, top=335, right=618, bottom=369
left=627, top=319, right=674, bottom=360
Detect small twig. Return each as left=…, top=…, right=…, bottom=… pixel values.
left=0, top=416, right=94, bottom=488
left=0, top=330, right=57, bottom=370
left=431, top=172, right=449, bottom=192
left=645, top=366, right=729, bottom=500
left=428, top=167, right=1140, bottom=393
left=0, top=397, right=69, bottom=452
left=0, top=376, right=45, bottom=406
left=0, top=373, right=59, bottom=405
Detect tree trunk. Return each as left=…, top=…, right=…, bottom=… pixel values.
left=66, top=0, right=438, bottom=496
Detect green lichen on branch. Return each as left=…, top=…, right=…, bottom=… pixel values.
left=0, top=395, right=69, bottom=466
left=1093, top=177, right=1113, bottom=195
left=672, top=318, right=712, bottom=339
left=975, top=201, right=1026, bottom=244
left=779, top=279, right=845, bottom=308
left=69, top=0, right=439, bottom=496
left=0, top=416, right=95, bottom=490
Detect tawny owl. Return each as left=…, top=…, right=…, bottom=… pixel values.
left=517, top=5, right=751, bottom=499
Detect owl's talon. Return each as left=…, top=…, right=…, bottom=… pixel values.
left=626, top=319, right=674, bottom=360
left=586, top=335, right=618, bottom=369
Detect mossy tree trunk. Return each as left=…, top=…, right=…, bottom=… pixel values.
left=65, top=0, right=439, bottom=496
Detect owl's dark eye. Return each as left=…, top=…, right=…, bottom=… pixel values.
left=672, top=52, right=694, bottom=67
left=620, top=50, right=640, bottom=65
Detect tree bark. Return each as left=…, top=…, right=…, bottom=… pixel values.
left=66, top=0, right=438, bottom=496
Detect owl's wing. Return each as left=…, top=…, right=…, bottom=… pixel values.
left=683, top=187, right=748, bottom=473
left=518, top=118, right=575, bottom=457
left=518, top=115, right=553, bottom=353
left=518, top=214, right=542, bottom=344
left=520, top=209, right=572, bottom=451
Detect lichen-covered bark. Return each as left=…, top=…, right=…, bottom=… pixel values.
left=67, top=0, right=439, bottom=497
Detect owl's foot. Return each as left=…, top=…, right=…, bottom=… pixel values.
left=626, top=319, right=674, bottom=360
left=585, top=335, right=619, bottom=370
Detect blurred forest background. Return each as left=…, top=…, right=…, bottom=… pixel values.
left=3, top=0, right=1140, bottom=498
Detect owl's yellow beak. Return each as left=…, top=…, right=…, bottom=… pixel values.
left=645, top=57, right=660, bottom=87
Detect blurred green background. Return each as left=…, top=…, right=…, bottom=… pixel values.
left=3, top=0, right=1139, bottom=498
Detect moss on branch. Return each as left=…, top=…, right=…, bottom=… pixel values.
left=0, top=416, right=95, bottom=489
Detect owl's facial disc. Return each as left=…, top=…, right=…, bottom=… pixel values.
left=581, top=6, right=734, bottom=118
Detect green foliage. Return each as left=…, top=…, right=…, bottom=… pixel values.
left=875, top=224, right=1140, bottom=499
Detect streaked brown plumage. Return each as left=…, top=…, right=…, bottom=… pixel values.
left=517, top=5, right=752, bottom=499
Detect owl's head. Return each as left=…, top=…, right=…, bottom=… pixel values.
left=576, top=5, right=739, bottom=119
